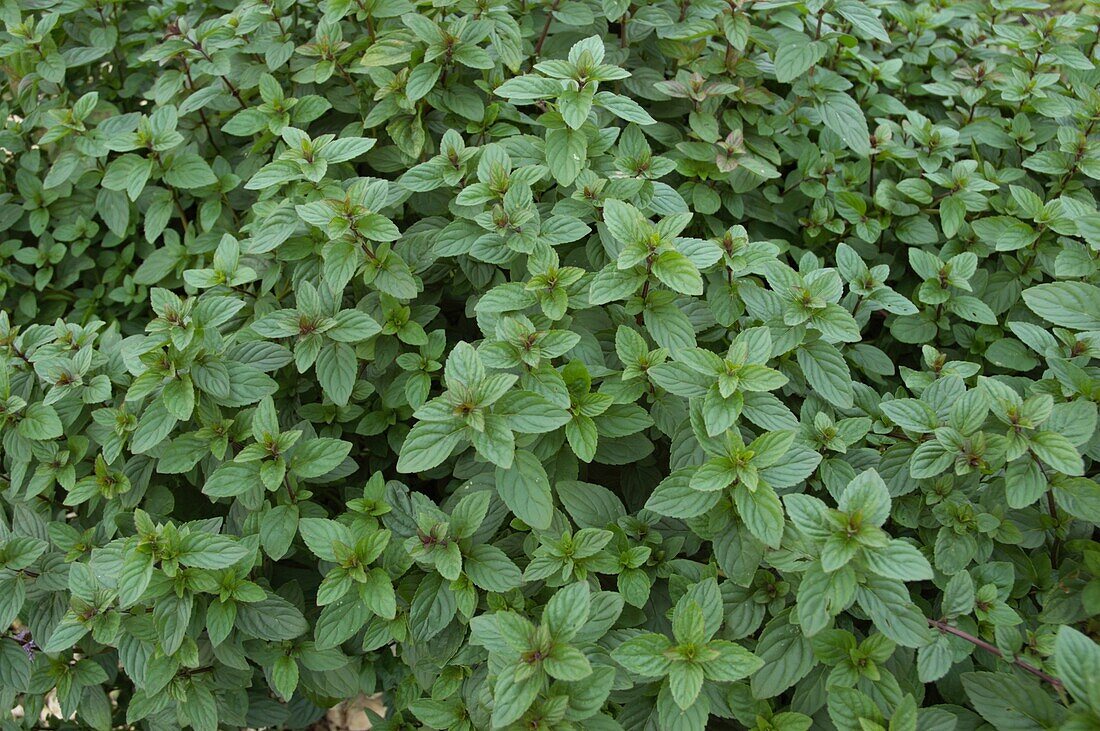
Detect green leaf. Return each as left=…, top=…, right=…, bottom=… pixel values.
left=544, top=582, right=591, bottom=640
left=751, top=617, right=816, bottom=698
left=496, top=390, right=571, bottom=433
left=774, top=36, right=822, bottom=83
left=270, top=655, right=299, bottom=700
left=703, top=640, right=763, bottom=681
left=667, top=662, right=704, bottom=709
left=545, top=127, right=587, bottom=186
left=464, top=543, right=522, bottom=591
left=1055, top=626, right=1100, bottom=709
left=1030, top=431, right=1084, bottom=475
left=652, top=250, right=703, bottom=295
left=962, top=672, right=1066, bottom=730
left=322, top=136, right=377, bottom=163
left=492, top=670, right=542, bottom=727
left=163, top=153, right=217, bottom=189
left=409, top=574, right=457, bottom=642
left=316, top=341, right=357, bottom=406
left=834, top=0, right=890, bottom=42
left=818, top=92, right=871, bottom=157
left=361, top=567, right=397, bottom=619
left=839, top=469, right=891, bottom=527
left=603, top=199, right=647, bottom=246
left=1052, top=477, right=1100, bottom=523
left=117, top=551, right=154, bottom=607
left=235, top=595, right=309, bottom=641
left=495, top=449, right=554, bottom=529
left=42, top=615, right=89, bottom=653
left=856, top=576, right=929, bottom=648
left=397, top=421, right=465, bottom=473
left=1022, top=282, right=1100, bottom=330
left=971, top=216, right=1039, bottom=252
left=298, top=517, right=350, bottom=562
left=178, top=533, right=251, bottom=569
left=291, top=437, right=351, bottom=478
left=556, top=480, right=627, bottom=528
left=260, top=508, right=298, bottom=562
left=130, top=400, right=178, bottom=454
left=328, top=309, right=381, bottom=341
left=734, top=484, right=785, bottom=548
left=797, top=340, right=854, bottom=409
left=314, top=596, right=370, bottom=649
left=594, top=91, right=656, bottom=125
left=204, top=461, right=262, bottom=498
left=17, top=402, right=62, bottom=440
left=545, top=643, right=593, bottom=680
left=495, top=75, right=563, bottom=100
left=863, top=540, right=933, bottom=581
left=881, top=398, right=939, bottom=433
left=646, top=470, right=723, bottom=518
left=612, top=632, right=673, bottom=677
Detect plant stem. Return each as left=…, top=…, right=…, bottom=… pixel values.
left=927, top=618, right=1063, bottom=690
left=179, top=57, right=224, bottom=157
left=171, top=190, right=191, bottom=232
left=534, top=0, right=559, bottom=59
left=189, top=40, right=248, bottom=109
left=1045, top=487, right=1062, bottom=564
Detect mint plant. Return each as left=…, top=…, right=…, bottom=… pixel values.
left=2, top=0, right=1100, bottom=730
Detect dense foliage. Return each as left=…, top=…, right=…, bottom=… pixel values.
left=2, top=0, right=1100, bottom=729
